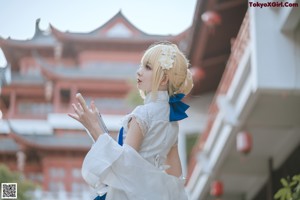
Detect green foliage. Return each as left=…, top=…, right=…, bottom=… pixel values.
left=126, top=79, right=143, bottom=107
left=126, top=89, right=143, bottom=107
left=0, top=164, right=38, bottom=200
left=274, top=174, right=300, bottom=200
left=185, top=134, right=199, bottom=162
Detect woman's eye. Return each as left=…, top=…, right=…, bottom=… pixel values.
left=145, top=65, right=151, bottom=70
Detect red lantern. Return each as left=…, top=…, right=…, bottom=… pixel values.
left=191, top=67, right=205, bottom=81
left=210, top=180, right=223, bottom=197
left=236, top=131, right=252, bottom=154
left=201, top=11, right=222, bottom=27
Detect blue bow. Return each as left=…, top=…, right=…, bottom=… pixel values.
left=94, top=194, right=106, bottom=200
left=169, top=93, right=190, bottom=122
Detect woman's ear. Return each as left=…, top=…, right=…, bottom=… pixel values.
left=160, top=74, right=169, bottom=86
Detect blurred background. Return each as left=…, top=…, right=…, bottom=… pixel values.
left=0, top=0, right=300, bottom=200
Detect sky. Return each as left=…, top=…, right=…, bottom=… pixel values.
left=0, top=0, right=197, bottom=67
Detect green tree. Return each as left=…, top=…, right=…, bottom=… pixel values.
left=0, top=164, right=37, bottom=200
left=126, top=79, right=143, bottom=107
left=274, top=174, right=300, bottom=200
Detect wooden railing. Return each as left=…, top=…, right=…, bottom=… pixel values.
left=186, top=11, right=251, bottom=182
left=198, top=11, right=250, bottom=150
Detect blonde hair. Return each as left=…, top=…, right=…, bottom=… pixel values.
left=140, top=42, right=193, bottom=99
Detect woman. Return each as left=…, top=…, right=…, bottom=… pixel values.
left=69, top=42, right=193, bottom=199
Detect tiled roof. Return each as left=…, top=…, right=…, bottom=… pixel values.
left=50, top=10, right=175, bottom=41
left=0, top=11, right=179, bottom=48
left=11, top=72, right=45, bottom=84
left=7, top=34, right=56, bottom=47
left=21, top=134, right=93, bottom=149
left=0, top=138, right=20, bottom=152
left=0, top=134, right=92, bottom=153
left=49, top=62, right=137, bottom=79
left=36, top=55, right=138, bottom=80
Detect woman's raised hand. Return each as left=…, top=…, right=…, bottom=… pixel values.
left=68, top=93, right=102, bottom=139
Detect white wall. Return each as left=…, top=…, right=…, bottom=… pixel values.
left=250, top=4, right=300, bottom=91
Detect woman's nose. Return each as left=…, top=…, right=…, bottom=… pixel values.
left=137, top=67, right=142, bottom=76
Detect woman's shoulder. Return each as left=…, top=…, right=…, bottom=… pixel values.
left=124, top=104, right=151, bottom=125
left=132, top=104, right=149, bottom=116
left=132, top=103, right=156, bottom=114
left=139, top=102, right=168, bottom=117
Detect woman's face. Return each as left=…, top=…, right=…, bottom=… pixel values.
left=136, top=63, right=153, bottom=93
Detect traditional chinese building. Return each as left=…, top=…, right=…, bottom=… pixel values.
left=186, top=0, right=300, bottom=200
left=0, top=62, right=10, bottom=96
left=0, top=11, right=190, bottom=199
left=3, top=2, right=299, bottom=200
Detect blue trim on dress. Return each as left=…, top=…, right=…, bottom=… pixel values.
left=94, top=127, right=124, bottom=199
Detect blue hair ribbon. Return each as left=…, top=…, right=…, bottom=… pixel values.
left=169, top=93, right=190, bottom=122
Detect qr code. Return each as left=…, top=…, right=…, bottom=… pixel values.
left=1, top=183, right=17, bottom=199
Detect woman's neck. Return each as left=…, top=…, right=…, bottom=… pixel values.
left=144, top=91, right=169, bottom=104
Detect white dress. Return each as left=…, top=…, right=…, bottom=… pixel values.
left=81, top=91, right=188, bottom=200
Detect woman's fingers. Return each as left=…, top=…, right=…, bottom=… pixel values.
left=69, top=104, right=81, bottom=120
left=90, top=100, right=96, bottom=112
left=76, top=93, right=88, bottom=111
left=70, top=94, right=99, bottom=125
left=77, top=103, right=84, bottom=111
left=72, top=103, right=81, bottom=116
left=68, top=113, right=79, bottom=121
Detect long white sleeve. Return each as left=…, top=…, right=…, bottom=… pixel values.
left=81, top=133, right=188, bottom=200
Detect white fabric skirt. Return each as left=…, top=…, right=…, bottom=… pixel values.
left=82, top=134, right=188, bottom=200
